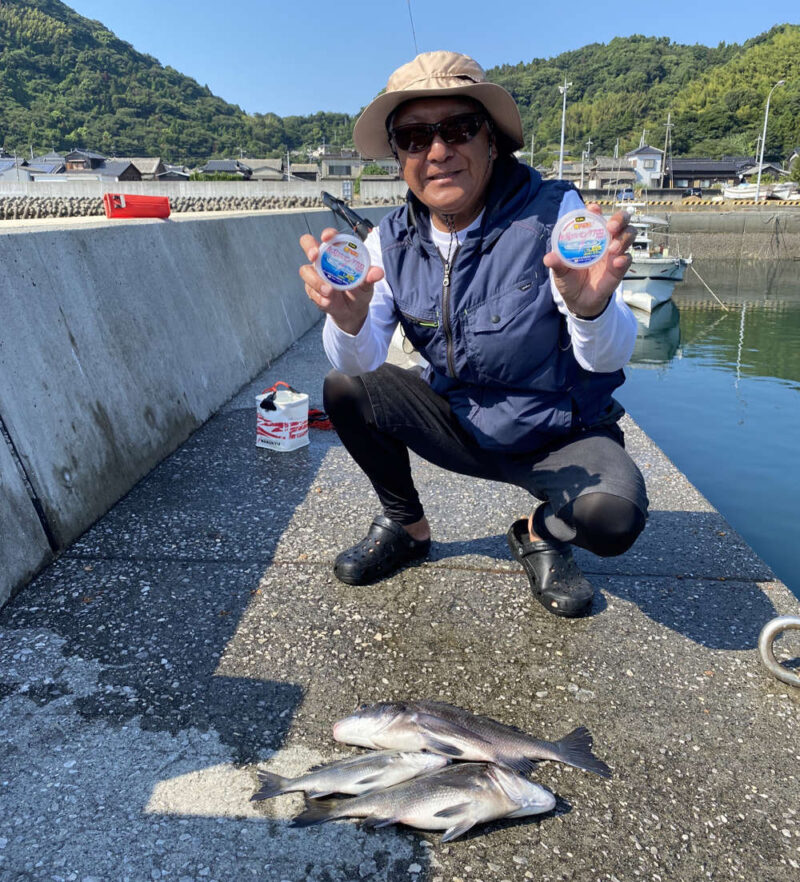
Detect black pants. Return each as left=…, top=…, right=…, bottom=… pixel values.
left=324, top=364, right=648, bottom=557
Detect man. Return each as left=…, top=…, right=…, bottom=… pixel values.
left=299, top=51, right=648, bottom=617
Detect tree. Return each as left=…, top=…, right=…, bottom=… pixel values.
left=361, top=163, right=388, bottom=175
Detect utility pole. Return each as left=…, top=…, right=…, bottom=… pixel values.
left=661, top=112, right=673, bottom=189
left=558, top=76, right=571, bottom=180
left=756, top=79, right=785, bottom=202
left=580, top=137, right=593, bottom=189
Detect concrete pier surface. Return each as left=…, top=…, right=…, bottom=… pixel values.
left=1, top=322, right=798, bottom=882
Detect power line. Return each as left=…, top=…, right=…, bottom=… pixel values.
left=406, top=1, right=418, bottom=55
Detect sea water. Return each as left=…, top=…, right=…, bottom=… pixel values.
left=615, top=259, right=800, bottom=600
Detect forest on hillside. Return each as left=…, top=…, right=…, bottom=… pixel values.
left=1, top=1, right=798, bottom=165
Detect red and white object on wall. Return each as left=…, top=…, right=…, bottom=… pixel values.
left=103, top=193, right=171, bottom=219
left=256, top=382, right=309, bottom=452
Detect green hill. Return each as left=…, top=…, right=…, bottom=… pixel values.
left=1, top=1, right=798, bottom=165
left=489, top=25, right=800, bottom=163
left=0, top=0, right=355, bottom=162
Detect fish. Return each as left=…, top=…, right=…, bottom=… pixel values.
left=332, top=700, right=611, bottom=778
left=291, top=761, right=556, bottom=841
left=250, top=749, right=448, bottom=801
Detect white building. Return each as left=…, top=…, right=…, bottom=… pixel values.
left=624, top=144, right=664, bottom=188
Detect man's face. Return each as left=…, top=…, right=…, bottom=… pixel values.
left=390, top=97, right=497, bottom=227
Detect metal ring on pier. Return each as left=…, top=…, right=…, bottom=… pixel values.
left=758, top=616, right=800, bottom=688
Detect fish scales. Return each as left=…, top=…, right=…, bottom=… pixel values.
left=333, top=699, right=612, bottom=778
left=251, top=749, right=447, bottom=801
left=291, top=762, right=556, bottom=841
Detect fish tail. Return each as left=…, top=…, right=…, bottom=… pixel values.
left=250, top=770, right=291, bottom=801
left=551, top=726, right=612, bottom=778
left=291, top=796, right=345, bottom=827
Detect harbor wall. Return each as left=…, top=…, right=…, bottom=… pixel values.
left=659, top=209, right=800, bottom=260
left=0, top=206, right=389, bottom=606
left=0, top=180, right=350, bottom=199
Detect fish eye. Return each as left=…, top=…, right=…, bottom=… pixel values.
left=357, top=703, right=369, bottom=711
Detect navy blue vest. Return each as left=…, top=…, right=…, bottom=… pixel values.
left=380, top=156, right=624, bottom=452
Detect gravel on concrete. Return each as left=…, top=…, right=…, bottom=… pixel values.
left=1, top=321, right=798, bottom=882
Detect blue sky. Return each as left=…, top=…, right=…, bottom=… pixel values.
left=66, top=1, right=798, bottom=117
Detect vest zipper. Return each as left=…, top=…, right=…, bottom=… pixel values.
left=439, top=245, right=460, bottom=377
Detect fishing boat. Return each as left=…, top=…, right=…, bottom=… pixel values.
left=723, top=182, right=759, bottom=200
left=628, top=300, right=681, bottom=366
left=617, top=200, right=693, bottom=312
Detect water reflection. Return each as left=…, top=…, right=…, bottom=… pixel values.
left=629, top=301, right=681, bottom=366
left=618, top=259, right=800, bottom=599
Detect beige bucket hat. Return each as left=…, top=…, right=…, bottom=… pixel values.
left=353, top=50, right=524, bottom=159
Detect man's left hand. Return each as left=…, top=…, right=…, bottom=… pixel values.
left=544, top=204, right=635, bottom=319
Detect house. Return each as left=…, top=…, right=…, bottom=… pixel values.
left=157, top=164, right=191, bottom=182
left=198, top=159, right=252, bottom=179
left=624, top=144, right=664, bottom=187
left=587, top=156, right=636, bottom=190
left=239, top=158, right=283, bottom=181
left=287, top=162, right=319, bottom=182
left=0, top=158, right=32, bottom=181
left=738, top=161, right=788, bottom=181
left=665, top=156, right=755, bottom=188
left=58, top=150, right=141, bottom=181
left=542, top=159, right=582, bottom=183
left=64, top=149, right=107, bottom=171
left=114, top=157, right=166, bottom=180
left=320, top=150, right=362, bottom=179
left=32, top=151, right=66, bottom=170
left=368, top=157, right=401, bottom=178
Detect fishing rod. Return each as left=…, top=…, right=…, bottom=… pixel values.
left=321, top=190, right=374, bottom=242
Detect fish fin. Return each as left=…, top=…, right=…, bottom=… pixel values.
left=415, top=712, right=493, bottom=746
left=352, top=773, right=383, bottom=787
left=290, top=797, right=342, bottom=827
left=361, top=816, right=397, bottom=829
left=421, top=736, right=464, bottom=758
left=494, top=755, right=538, bottom=777
left=306, top=789, right=335, bottom=799
left=551, top=726, right=612, bottom=779
left=441, top=819, right=477, bottom=842
left=250, top=770, right=290, bottom=801
left=433, top=802, right=472, bottom=819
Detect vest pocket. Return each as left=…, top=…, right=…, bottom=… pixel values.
left=465, top=285, right=563, bottom=387
left=397, top=307, right=440, bottom=354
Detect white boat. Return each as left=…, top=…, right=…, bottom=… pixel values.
left=723, top=183, right=759, bottom=199
left=628, top=300, right=681, bottom=366
left=723, top=181, right=798, bottom=200
left=618, top=208, right=692, bottom=312
left=770, top=182, right=797, bottom=200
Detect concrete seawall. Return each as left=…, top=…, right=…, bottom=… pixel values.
left=0, top=207, right=389, bottom=605
left=1, top=204, right=794, bottom=605
left=665, top=208, right=800, bottom=259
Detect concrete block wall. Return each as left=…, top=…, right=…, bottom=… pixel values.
left=0, top=206, right=390, bottom=605
left=0, top=180, right=350, bottom=200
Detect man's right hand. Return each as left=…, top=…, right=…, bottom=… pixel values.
left=299, top=228, right=385, bottom=336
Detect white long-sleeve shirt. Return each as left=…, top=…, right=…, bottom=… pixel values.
left=323, top=189, right=637, bottom=376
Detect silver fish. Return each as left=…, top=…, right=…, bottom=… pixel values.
left=333, top=699, right=611, bottom=778
left=291, top=761, right=556, bottom=841
left=250, top=749, right=448, bottom=801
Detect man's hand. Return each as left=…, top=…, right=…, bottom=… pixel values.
left=544, top=205, right=635, bottom=319
left=299, top=228, right=385, bottom=336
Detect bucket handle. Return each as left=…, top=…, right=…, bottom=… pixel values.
left=259, top=381, right=300, bottom=411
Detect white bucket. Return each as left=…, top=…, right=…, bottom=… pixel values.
left=256, top=386, right=309, bottom=452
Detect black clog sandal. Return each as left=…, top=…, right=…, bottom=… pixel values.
left=333, top=515, right=431, bottom=586
left=506, top=518, right=593, bottom=617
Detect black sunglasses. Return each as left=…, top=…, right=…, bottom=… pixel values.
left=389, top=112, right=487, bottom=153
